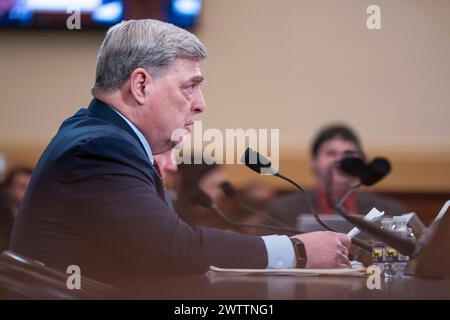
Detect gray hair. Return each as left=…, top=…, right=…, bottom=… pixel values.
left=91, top=19, right=207, bottom=95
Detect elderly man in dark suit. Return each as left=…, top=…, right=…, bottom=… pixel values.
left=10, top=19, right=351, bottom=287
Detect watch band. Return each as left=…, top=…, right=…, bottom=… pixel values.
left=290, top=238, right=307, bottom=269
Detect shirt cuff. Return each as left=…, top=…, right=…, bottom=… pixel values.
left=261, top=235, right=296, bottom=269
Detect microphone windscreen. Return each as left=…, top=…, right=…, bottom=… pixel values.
left=188, top=188, right=213, bottom=208
left=362, top=157, right=391, bottom=186
left=240, top=148, right=275, bottom=175
left=338, top=157, right=367, bottom=178
left=219, top=181, right=235, bottom=198
left=370, top=157, right=391, bottom=176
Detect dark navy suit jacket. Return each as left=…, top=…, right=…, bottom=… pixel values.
left=10, top=99, right=266, bottom=287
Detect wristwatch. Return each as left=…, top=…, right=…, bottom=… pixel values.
left=290, top=238, right=307, bottom=269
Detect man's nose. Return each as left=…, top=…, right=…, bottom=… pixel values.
left=192, top=88, right=206, bottom=113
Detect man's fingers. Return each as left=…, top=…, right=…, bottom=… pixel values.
left=337, top=244, right=349, bottom=257
left=336, top=233, right=352, bottom=249
left=336, top=252, right=352, bottom=268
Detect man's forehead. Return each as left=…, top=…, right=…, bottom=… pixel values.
left=167, top=58, right=204, bottom=80
left=321, top=138, right=359, bottom=151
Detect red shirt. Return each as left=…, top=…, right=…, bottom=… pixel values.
left=316, top=187, right=358, bottom=215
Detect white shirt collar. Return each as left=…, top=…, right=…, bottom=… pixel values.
left=111, top=108, right=154, bottom=164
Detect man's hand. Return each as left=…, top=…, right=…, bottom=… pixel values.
left=291, top=231, right=352, bottom=269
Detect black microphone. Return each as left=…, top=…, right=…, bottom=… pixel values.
left=240, top=148, right=309, bottom=196
left=188, top=188, right=305, bottom=234
left=241, top=147, right=278, bottom=175
left=240, top=148, right=372, bottom=253
left=338, top=156, right=391, bottom=187
left=219, top=181, right=292, bottom=228
left=339, top=156, right=367, bottom=178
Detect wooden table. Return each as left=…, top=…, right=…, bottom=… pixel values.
left=126, top=272, right=450, bottom=299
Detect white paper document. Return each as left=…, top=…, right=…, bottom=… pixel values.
left=347, top=207, right=384, bottom=239
left=209, top=266, right=367, bottom=277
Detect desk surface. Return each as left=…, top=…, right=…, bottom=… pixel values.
left=127, top=272, right=450, bottom=299
left=126, top=272, right=450, bottom=300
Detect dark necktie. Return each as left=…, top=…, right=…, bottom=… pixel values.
left=152, top=161, right=167, bottom=202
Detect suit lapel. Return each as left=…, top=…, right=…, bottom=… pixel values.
left=87, top=99, right=167, bottom=202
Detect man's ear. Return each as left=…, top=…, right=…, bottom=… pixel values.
left=129, top=68, right=152, bottom=105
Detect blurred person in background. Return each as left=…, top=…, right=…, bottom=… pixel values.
left=174, top=158, right=230, bottom=229
left=266, top=124, right=406, bottom=227
left=227, top=182, right=279, bottom=236
left=0, top=167, right=32, bottom=251
left=240, top=182, right=278, bottom=210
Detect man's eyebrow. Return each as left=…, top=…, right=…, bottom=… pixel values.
left=190, top=75, right=205, bottom=84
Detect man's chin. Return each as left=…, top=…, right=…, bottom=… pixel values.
left=184, top=124, right=193, bottom=133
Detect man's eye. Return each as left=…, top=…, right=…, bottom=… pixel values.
left=184, top=85, right=195, bottom=96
